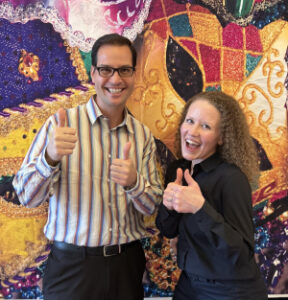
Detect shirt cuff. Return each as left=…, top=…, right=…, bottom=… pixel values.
left=35, top=150, right=59, bottom=179
left=124, top=172, right=145, bottom=197
left=160, top=204, right=179, bottom=218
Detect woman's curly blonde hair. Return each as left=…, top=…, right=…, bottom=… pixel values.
left=175, top=91, right=259, bottom=183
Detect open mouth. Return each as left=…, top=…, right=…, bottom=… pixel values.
left=106, top=88, right=124, bottom=94
left=185, top=138, right=200, bottom=149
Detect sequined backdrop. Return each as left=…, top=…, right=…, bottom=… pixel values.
left=0, top=0, right=287, bottom=298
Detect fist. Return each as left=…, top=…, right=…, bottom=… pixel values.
left=110, top=141, right=137, bottom=188
left=46, top=108, right=77, bottom=166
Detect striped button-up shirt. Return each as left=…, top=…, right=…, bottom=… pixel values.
left=13, top=97, right=162, bottom=247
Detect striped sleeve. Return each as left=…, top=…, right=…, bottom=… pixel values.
left=126, top=127, right=163, bottom=215
left=12, top=115, right=61, bottom=208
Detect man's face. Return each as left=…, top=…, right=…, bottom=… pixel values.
left=90, top=44, right=135, bottom=115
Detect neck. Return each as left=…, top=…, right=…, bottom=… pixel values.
left=108, top=110, right=125, bottom=128
left=94, top=95, right=125, bottom=128
left=190, top=159, right=203, bottom=175
left=192, top=159, right=203, bottom=165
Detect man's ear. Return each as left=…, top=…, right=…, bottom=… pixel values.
left=90, top=66, right=96, bottom=82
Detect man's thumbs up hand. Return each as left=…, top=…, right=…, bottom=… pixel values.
left=123, top=141, right=131, bottom=160
left=45, top=108, right=77, bottom=166
left=57, top=107, right=67, bottom=127
left=110, top=141, right=137, bottom=188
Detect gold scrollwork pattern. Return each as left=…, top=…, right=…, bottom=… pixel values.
left=239, top=85, right=274, bottom=128
left=262, top=48, right=285, bottom=98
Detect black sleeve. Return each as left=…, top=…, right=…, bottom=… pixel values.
left=155, top=161, right=183, bottom=238
left=194, top=169, right=255, bottom=262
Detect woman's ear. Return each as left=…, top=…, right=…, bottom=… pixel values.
left=218, top=136, right=223, bottom=146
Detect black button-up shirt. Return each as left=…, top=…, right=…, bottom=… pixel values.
left=156, top=152, right=261, bottom=280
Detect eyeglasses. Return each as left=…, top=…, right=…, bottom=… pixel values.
left=95, top=66, right=135, bottom=78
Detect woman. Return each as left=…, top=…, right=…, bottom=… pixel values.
left=156, top=91, right=268, bottom=300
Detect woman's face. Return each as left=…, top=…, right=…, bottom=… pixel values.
left=180, top=99, right=222, bottom=161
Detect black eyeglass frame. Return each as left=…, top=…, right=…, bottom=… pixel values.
left=95, top=66, right=136, bottom=78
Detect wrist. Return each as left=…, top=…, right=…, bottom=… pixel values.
left=45, top=150, right=60, bottom=167
left=194, top=197, right=205, bottom=214
left=124, top=182, right=136, bottom=191
left=124, top=172, right=138, bottom=190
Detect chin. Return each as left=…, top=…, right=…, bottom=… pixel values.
left=182, top=152, right=197, bottom=161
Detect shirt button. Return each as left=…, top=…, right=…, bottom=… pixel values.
left=48, top=190, right=54, bottom=197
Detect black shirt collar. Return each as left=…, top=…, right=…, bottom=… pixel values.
left=198, top=152, right=223, bottom=173
left=181, top=152, right=223, bottom=174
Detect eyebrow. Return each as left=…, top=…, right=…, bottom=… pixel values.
left=97, top=64, right=133, bottom=67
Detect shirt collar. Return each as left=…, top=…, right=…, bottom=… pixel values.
left=181, top=152, right=223, bottom=174
left=197, top=152, right=223, bottom=173
left=86, top=96, right=134, bottom=134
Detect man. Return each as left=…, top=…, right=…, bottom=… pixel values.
left=13, top=33, right=162, bottom=300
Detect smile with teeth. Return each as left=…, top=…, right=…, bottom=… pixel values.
left=186, top=138, right=200, bottom=148
left=106, top=88, right=124, bottom=94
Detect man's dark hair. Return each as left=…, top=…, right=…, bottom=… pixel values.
left=91, top=33, right=137, bottom=68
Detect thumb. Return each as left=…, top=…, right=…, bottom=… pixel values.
left=174, top=168, right=183, bottom=185
left=184, top=169, right=195, bottom=186
left=57, top=107, right=67, bottom=127
left=123, top=141, right=131, bottom=160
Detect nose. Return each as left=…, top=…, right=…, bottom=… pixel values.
left=189, top=124, right=200, bottom=136
left=109, top=70, right=122, bottom=83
